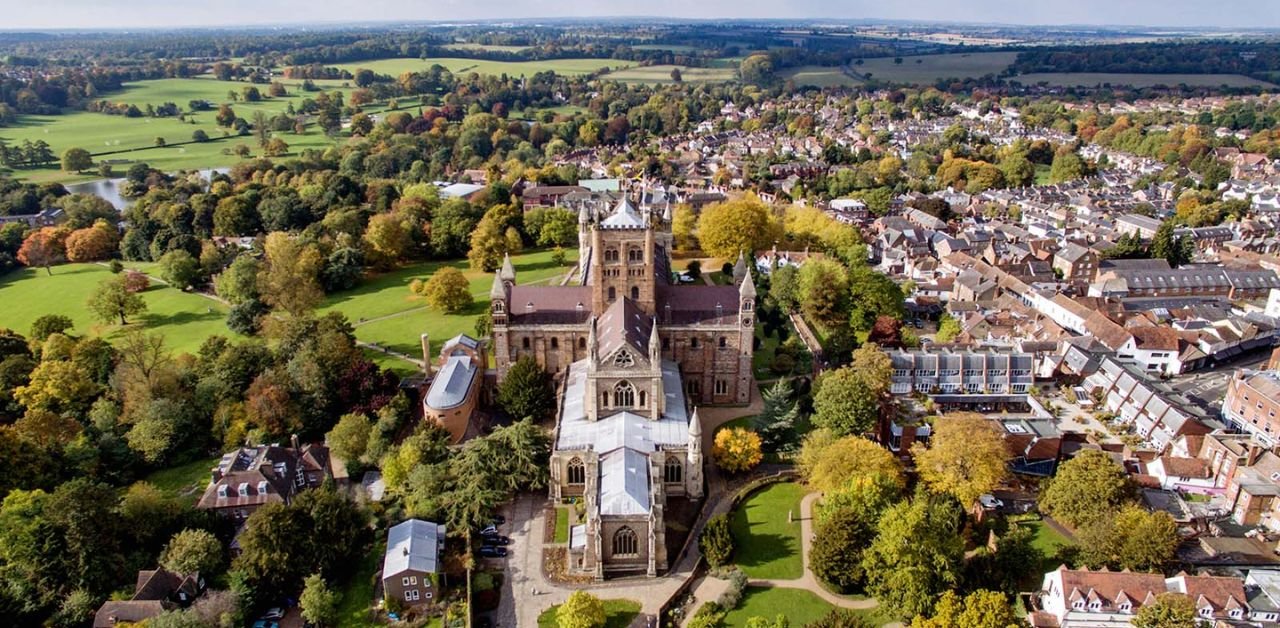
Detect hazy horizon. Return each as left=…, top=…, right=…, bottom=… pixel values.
left=5, top=0, right=1280, bottom=31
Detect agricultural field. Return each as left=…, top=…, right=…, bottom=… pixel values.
left=0, top=77, right=412, bottom=184
left=605, top=65, right=737, bottom=84
left=1012, top=72, right=1276, bottom=88
left=781, top=66, right=862, bottom=88
left=333, top=57, right=632, bottom=78
left=852, top=51, right=1019, bottom=84
left=0, top=263, right=229, bottom=355
left=631, top=44, right=701, bottom=53
left=441, top=43, right=531, bottom=53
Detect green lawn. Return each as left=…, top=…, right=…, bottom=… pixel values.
left=1021, top=519, right=1072, bottom=556
left=536, top=598, right=640, bottom=628
left=140, top=455, right=219, bottom=504
left=721, top=587, right=893, bottom=627
left=328, top=248, right=574, bottom=359
left=730, top=482, right=805, bottom=580
left=0, top=263, right=229, bottom=355
left=334, top=57, right=632, bottom=78
left=554, top=507, right=570, bottom=544
left=605, top=65, right=737, bottom=84
left=2, top=76, right=418, bottom=184
left=335, top=539, right=384, bottom=628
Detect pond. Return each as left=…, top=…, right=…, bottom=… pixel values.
left=63, top=167, right=230, bottom=210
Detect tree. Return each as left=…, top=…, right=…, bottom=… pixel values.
left=1133, top=593, right=1197, bottom=628
left=751, top=380, right=799, bottom=452
left=215, top=254, right=261, bottom=304
left=30, top=314, right=74, bottom=343
left=810, top=481, right=893, bottom=593
left=1152, top=220, right=1194, bottom=268
left=160, top=529, right=223, bottom=576
left=670, top=67, right=683, bottom=82
left=264, top=137, right=289, bottom=157
left=61, top=148, right=93, bottom=173
left=215, top=104, right=236, bottom=127
left=158, top=250, right=201, bottom=290
left=18, top=227, right=68, bottom=275
left=696, top=194, right=778, bottom=260
left=420, top=267, right=472, bottom=313
left=65, top=222, right=119, bottom=262
left=862, top=495, right=964, bottom=621
left=361, top=213, right=411, bottom=268
left=1049, top=150, right=1086, bottom=184
left=672, top=204, right=699, bottom=251
left=468, top=213, right=521, bottom=272
left=798, top=259, right=849, bottom=331
left=847, top=266, right=905, bottom=331
left=712, top=427, right=763, bottom=474
left=327, top=412, right=372, bottom=467
left=935, top=315, right=961, bottom=343
left=86, top=275, right=147, bottom=325
left=497, top=355, right=554, bottom=420
left=299, top=574, right=339, bottom=627
left=812, top=367, right=881, bottom=437
left=913, top=414, right=1009, bottom=507
left=806, top=609, right=874, bottom=628
left=259, top=232, right=323, bottom=316
left=739, top=54, right=777, bottom=86
left=910, top=590, right=1018, bottom=628
left=798, top=431, right=903, bottom=496
left=1039, top=449, right=1132, bottom=529
left=699, top=513, right=734, bottom=567
left=1079, top=505, right=1178, bottom=572
left=557, top=590, right=606, bottom=628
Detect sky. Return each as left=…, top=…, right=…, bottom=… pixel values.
left=4, top=0, right=1279, bottom=30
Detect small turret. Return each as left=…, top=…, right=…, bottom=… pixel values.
left=579, top=203, right=592, bottom=225
left=648, top=317, right=660, bottom=365
left=489, top=273, right=506, bottom=300
left=687, top=407, right=705, bottom=499
left=499, top=253, right=516, bottom=284
left=739, top=273, right=757, bottom=300
left=732, top=251, right=748, bottom=286
left=586, top=316, right=598, bottom=372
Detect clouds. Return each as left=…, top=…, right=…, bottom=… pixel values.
left=6, top=0, right=1278, bottom=29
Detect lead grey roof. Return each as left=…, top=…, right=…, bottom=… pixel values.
left=425, top=354, right=477, bottom=410
left=556, top=361, right=691, bottom=452
left=383, top=519, right=445, bottom=578
left=600, top=198, right=646, bottom=229
left=599, top=448, right=651, bottom=515
left=596, top=298, right=652, bottom=361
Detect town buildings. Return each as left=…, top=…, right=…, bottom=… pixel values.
left=382, top=519, right=445, bottom=608
left=196, top=441, right=334, bottom=522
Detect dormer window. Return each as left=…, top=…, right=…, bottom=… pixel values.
left=257, top=481, right=268, bottom=495
left=1199, top=606, right=1212, bottom=617
left=1073, top=600, right=1085, bottom=610
left=217, top=485, right=228, bottom=498
left=1118, top=603, right=1131, bottom=613
left=238, top=483, right=249, bottom=497
left=1088, top=600, right=1101, bottom=611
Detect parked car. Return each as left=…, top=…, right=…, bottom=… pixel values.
left=979, top=494, right=1004, bottom=510
left=676, top=272, right=696, bottom=284
left=482, top=535, right=511, bottom=546
left=261, top=609, right=285, bottom=621
left=252, top=621, right=279, bottom=628
left=478, top=546, right=508, bottom=558
left=479, top=525, right=499, bottom=537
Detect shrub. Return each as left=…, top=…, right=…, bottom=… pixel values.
left=699, top=513, right=734, bottom=567
left=716, top=568, right=748, bottom=610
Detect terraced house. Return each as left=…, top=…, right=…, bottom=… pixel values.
left=488, top=196, right=753, bottom=578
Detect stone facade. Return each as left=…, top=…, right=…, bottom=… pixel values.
left=489, top=196, right=738, bottom=578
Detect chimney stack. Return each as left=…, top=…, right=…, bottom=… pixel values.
left=420, top=333, right=431, bottom=376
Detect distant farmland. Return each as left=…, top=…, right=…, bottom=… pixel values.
left=604, top=65, right=737, bottom=84
left=1011, top=72, right=1276, bottom=88
left=851, top=51, right=1019, bottom=84
left=781, top=66, right=862, bottom=88
left=334, top=57, right=631, bottom=77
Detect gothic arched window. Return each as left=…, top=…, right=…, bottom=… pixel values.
left=605, top=248, right=619, bottom=263
left=608, top=286, right=616, bottom=302
left=614, top=381, right=636, bottom=407
left=630, top=286, right=639, bottom=300
left=664, top=457, right=683, bottom=483
left=567, top=457, right=585, bottom=485
left=628, top=247, right=643, bottom=263
left=613, top=526, right=638, bottom=557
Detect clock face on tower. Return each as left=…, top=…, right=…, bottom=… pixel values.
left=742, top=317, right=753, bottom=327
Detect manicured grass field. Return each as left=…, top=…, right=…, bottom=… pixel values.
left=721, top=587, right=893, bottom=627
left=335, top=539, right=384, bottom=628
left=782, top=66, right=862, bottom=88
left=605, top=65, right=737, bottom=84
left=554, top=507, right=570, bottom=544
left=0, top=263, right=229, bottom=355
left=1013, top=72, right=1275, bottom=88
left=536, top=599, right=640, bottom=628
left=853, top=51, right=1019, bottom=84
left=325, top=248, right=574, bottom=360
left=334, top=57, right=632, bottom=78
left=140, top=455, right=220, bottom=504
left=729, top=482, right=805, bottom=580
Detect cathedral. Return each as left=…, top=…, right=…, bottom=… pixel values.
left=488, top=195, right=756, bottom=578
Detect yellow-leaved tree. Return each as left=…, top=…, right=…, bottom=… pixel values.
left=912, top=413, right=1009, bottom=507
left=712, top=427, right=763, bottom=474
